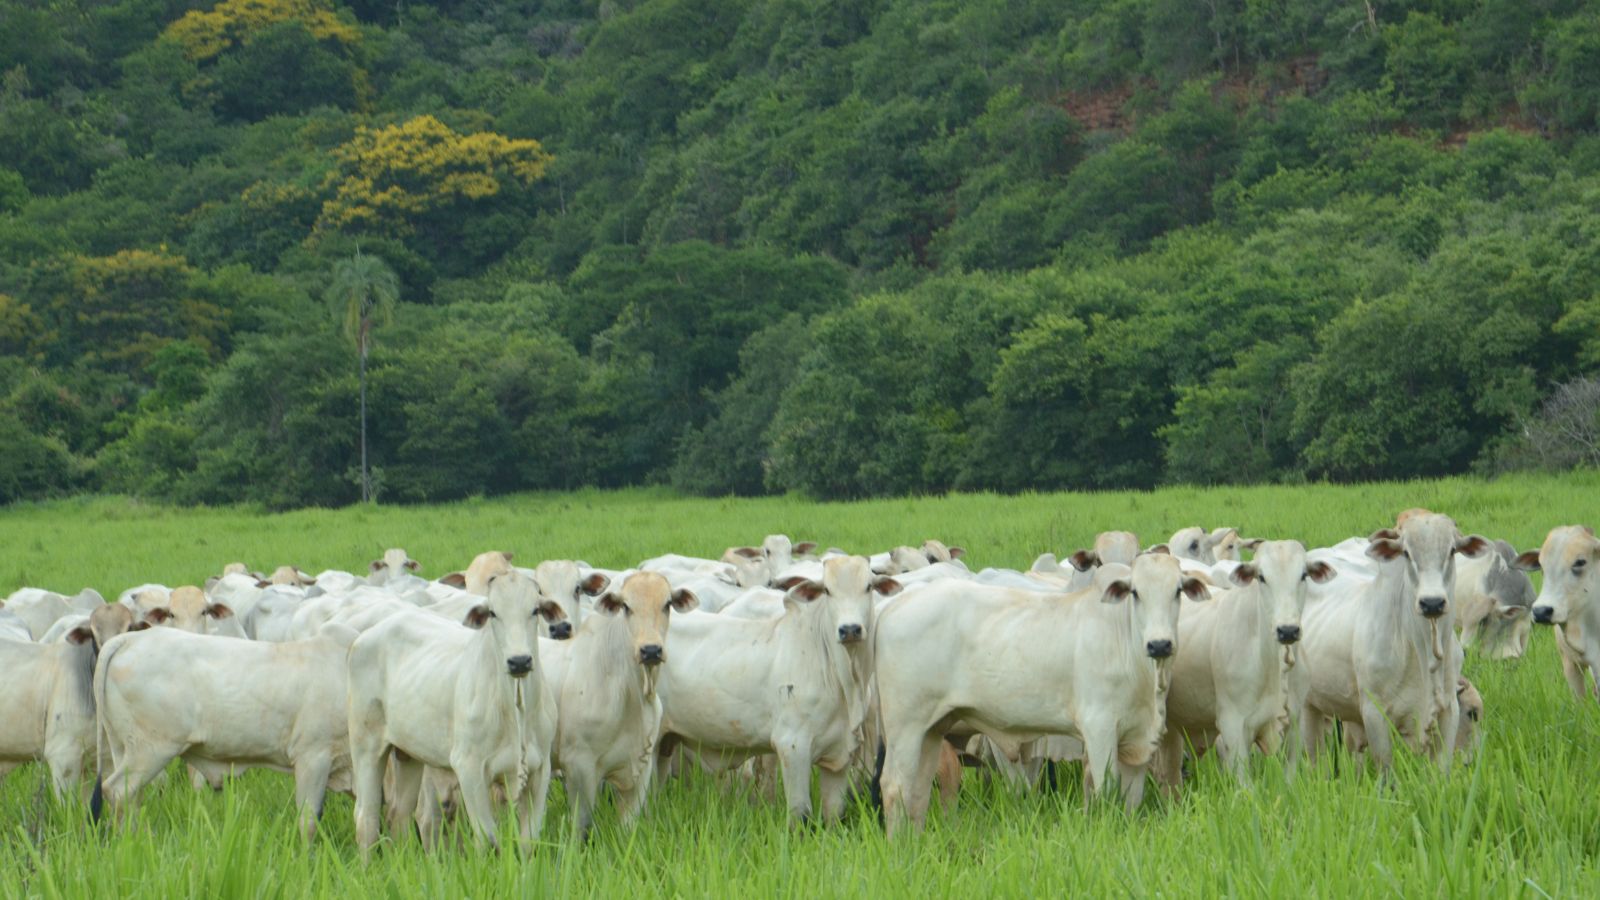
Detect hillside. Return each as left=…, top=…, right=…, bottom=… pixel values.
left=3, top=0, right=1600, bottom=507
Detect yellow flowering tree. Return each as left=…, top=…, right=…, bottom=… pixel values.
left=164, top=0, right=361, bottom=61
left=316, top=115, right=554, bottom=237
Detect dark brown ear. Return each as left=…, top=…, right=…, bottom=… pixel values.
left=369, top=560, right=384, bottom=573
left=580, top=572, right=610, bottom=596
left=500, top=552, right=514, bottom=563
left=786, top=580, right=826, bottom=602
left=144, top=608, right=173, bottom=625
left=440, top=572, right=467, bottom=589
left=1305, top=560, right=1336, bottom=583
left=204, top=603, right=234, bottom=620
left=404, top=559, right=420, bottom=571
left=1147, top=544, right=1171, bottom=555
left=1513, top=550, right=1540, bottom=572
left=596, top=593, right=625, bottom=615
left=947, top=546, right=966, bottom=559
left=1101, top=579, right=1132, bottom=603
left=1369, top=528, right=1399, bottom=541
left=1584, top=525, right=1596, bottom=536
left=732, top=546, right=761, bottom=560
left=463, top=606, right=494, bottom=629
left=1366, top=539, right=1404, bottom=562
left=1229, top=564, right=1259, bottom=587
left=203, top=576, right=221, bottom=593
left=255, top=579, right=272, bottom=589
left=794, top=542, right=818, bottom=556
left=65, top=626, right=94, bottom=646
left=1068, top=550, right=1099, bottom=572
left=872, top=576, right=903, bottom=597
left=1455, top=534, right=1490, bottom=558
left=1243, top=538, right=1266, bottom=551
left=774, top=574, right=810, bottom=590
left=1181, top=576, right=1211, bottom=601
left=128, top=621, right=152, bottom=633
left=537, top=601, right=568, bottom=623
left=670, top=588, right=699, bottom=613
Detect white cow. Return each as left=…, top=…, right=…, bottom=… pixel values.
left=347, top=571, right=565, bottom=851
left=540, top=572, right=696, bottom=839
left=1455, top=539, right=1535, bottom=660
left=1520, top=525, right=1600, bottom=701
left=1165, top=527, right=1253, bottom=564
left=92, top=625, right=354, bottom=839
left=1155, top=541, right=1335, bottom=787
left=0, top=610, right=30, bottom=642
left=143, top=586, right=248, bottom=638
left=4, top=588, right=102, bottom=639
left=530, top=560, right=606, bottom=640
left=1294, top=515, right=1488, bottom=772
left=367, top=548, right=421, bottom=586
left=243, top=586, right=311, bottom=642
left=762, top=534, right=818, bottom=579
left=874, top=553, right=1206, bottom=836
left=0, top=605, right=138, bottom=793
left=658, top=556, right=899, bottom=823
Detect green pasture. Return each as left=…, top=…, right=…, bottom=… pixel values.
left=2, top=476, right=1598, bottom=897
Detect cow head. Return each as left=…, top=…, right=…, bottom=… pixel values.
left=762, top=534, right=795, bottom=574
left=463, top=571, right=563, bottom=678
left=1519, top=525, right=1598, bottom=626
left=721, top=546, right=770, bottom=587
left=1365, top=513, right=1489, bottom=619
left=593, top=571, right=696, bottom=666
left=156, top=585, right=235, bottom=634
left=368, top=547, right=420, bottom=584
left=1209, top=527, right=1261, bottom=562
left=781, top=555, right=900, bottom=647
left=1093, top=531, right=1140, bottom=567
left=267, top=565, right=316, bottom=587
left=1227, top=540, right=1335, bottom=646
left=532, top=559, right=609, bottom=640
left=463, top=551, right=515, bottom=596
left=1102, top=553, right=1209, bottom=660
left=1455, top=678, right=1484, bottom=764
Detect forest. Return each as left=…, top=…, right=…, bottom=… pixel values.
left=3, top=0, right=1600, bottom=507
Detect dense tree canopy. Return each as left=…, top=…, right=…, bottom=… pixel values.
left=2, top=0, right=1600, bottom=506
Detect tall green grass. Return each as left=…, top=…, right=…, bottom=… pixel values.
left=3, top=475, right=1598, bottom=897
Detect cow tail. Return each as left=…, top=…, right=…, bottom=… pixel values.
left=89, top=636, right=124, bottom=824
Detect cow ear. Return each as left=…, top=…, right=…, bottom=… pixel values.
left=536, top=602, right=568, bottom=624
left=255, top=579, right=273, bottom=589
left=1513, top=550, right=1541, bottom=572
left=463, top=606, right=494, bottom=629
left=947, top=546, right=966, bottom=560
left=580, top=572, right=611, bottom=596
left=794, top=541, right=818, bottom=556
left=670, top=588, right=699, bottom=613
left=65, top=626, right=95, bottom=646
left=1305, top=561, right=1337, bottom=584
left=1455, top=534, right=1491, bottom=558
left=1369, top=528, right=1400, bottom=542
left=1068, top=550, right=1099, bottom=572
left=1181, top=577, right=1211, bottom=602
left=732, top=546, right=761, bottom=560
left=405, top=559, right=420, bottom=571
left=500, top=552, right=514, bottom=563
left=1366, top=539, right=1405, bottom=561
left=1497, top=604, right=1525, bottom=619
left=1242, top=538, right=1266, bottom=552
left=1209, top=527, right=1236, bottom=543
left=774, top=574, right=810, bottom=591
left=1101, top=579, right=1132, bottom=604
left=440, top=572, right=467, bottom=589
left=369, top=560, right=384, bottom=573
left=1229, top=564, right=1259, bottom=587
left=144, top=608, right=173, bottom=625
left=203, top=576, right=221, bottom=593
left=128, top=621, right=152, bottom=633
left=596, top=594, right=625, bottom=616
left=872, top=576, right=903, bottom=597
left=1147, top=544, right=1171, bottom=556
left=786, top=580, right=826, bottom=602
left=204, top=603, right=234, bottom=620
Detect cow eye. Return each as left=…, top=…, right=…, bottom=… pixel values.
left=1190, top=542, right=1200, bottom=550
left=1130, top=590, right=1140, bottom=601
left=1300, top=572, right=1308, bottom=582
left=1257, top=575, right=1267, bottom=585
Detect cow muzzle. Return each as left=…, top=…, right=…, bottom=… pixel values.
left=507, top=654, right=534, bottom=677
left=1532, top=606, right=1556, bottom=625
left=1418, top=596, right=1446, bottom=618
left=549, top=621, right=573, bottom=640
left=639, top=644, right=664, bottom=666
left=1145, top=639, right=1173, bottom=659
left=1275, top=624, right=1301, bottom=645
left=837, top=624, right=863, bottom=643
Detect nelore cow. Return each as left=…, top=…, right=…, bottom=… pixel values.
left=1517, top=525, right=1600, bottom=701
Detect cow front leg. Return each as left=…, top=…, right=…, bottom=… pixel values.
left=775, top=736, right=815, bottom=824
left=293, top=752, right=334, bottom=842
left=517, top=756, right=551, bottom=846
left=1358, top=698, right=1395, bottom=773
left=817, top=766, right=849, bottom=824
left=450, top=761, right=502, bottom=850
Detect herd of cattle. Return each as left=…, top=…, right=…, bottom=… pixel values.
left=1, top=511, right=1595, bottom=847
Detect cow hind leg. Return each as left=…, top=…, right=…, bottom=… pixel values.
left=385, top=757, right=424, bottom=843
left=934, top=741, right=961, bottom=814
left=817, top=766, right=849, bottom=824
left=348, top=731, right=389, bottom=855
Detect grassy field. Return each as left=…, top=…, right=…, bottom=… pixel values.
left=2, top=475, right=1599, bottom=897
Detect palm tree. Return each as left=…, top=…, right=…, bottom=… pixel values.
left=326, top=251, right=399, bottom=503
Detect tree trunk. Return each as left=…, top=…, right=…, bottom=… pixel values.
left=359, top=341, right=369, bottom=503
